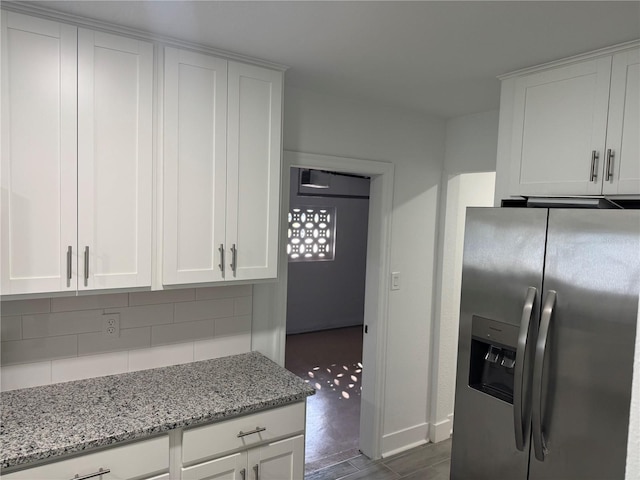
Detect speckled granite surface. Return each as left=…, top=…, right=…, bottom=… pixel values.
left=0, top=351, right=314, bottom=470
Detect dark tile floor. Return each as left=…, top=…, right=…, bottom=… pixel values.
left=285, top=326, right=364, bottom=473
left=285, top=326, right=453, bottom=479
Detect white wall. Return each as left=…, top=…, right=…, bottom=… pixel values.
left=429, top=110, right=498, bottom=442
left=283, top=86, right=446, bottom=455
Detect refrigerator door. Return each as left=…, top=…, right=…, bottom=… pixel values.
left=529, top=209, right=640, bottom=480
left=451, top=208, right=548, bottom=480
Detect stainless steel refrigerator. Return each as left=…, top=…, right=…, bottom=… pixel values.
left=450, top=207, right=640, bottom=480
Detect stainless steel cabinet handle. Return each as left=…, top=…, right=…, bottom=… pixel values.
left=532, top=290, right=556, bottom=462
left=70, top=467, right=110, bottom=480
left=240, top=468, right=246, bottom=480
left=253, top=464, right=259, bottom=480
left=514, top=286, right=537, bottom=452
left=83, top=246, right=89, bottom=287
left=237, top=426, right=266, bottom=438
left=218, top=244, right=225, bottom=273
left=605, top=148, right=614, bottom=181
left=66, top=246, right=73, bottom=287
left=589, top=150, right=599, bottom=182
left=230, top=244, right=237, bottom=274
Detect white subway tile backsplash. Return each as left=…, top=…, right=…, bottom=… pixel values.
left=1, top=361, right=52, bottom=391
left=174, top=298, right=234, bottom=323
left=1, top=298, right=50, bottom=316
left=129, top=289, right=195, bottom=306
left=107, top=303, right=173, bottom=328
left=128, top=343, right=194, bottom=371
left=195, top=284, right=253, bottom=300
left=22, top=310, right=103, bottom=339
left=51, top=293, right=128, bottom=312
left=215, top=315, right=252, bottom=337
left=194, top=335, right=251, bottom=361
left=1, top=336, right=77, bottom=366
left=1, top=315, right=22, bottom=341
left=151, top=319, right=214, bottom=346
left=234, top=296, right=253, bottom=316
left=78, top=327, right=151, bottom=356
left=52, top=352, right=128, bottom=383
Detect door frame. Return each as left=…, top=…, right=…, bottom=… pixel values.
left=252, top=150, right=394, bottom=459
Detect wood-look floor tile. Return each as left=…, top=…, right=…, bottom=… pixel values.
left=305, top=460, right=358, bottom=480
left=382, top=439, right=452, bottom=476
left=398, top=458, right=451, bottom=480
left=338, top=463, right=400, bottom=480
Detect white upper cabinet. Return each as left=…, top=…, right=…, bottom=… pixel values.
left=163, top=51, right=283, bottom=285
left=509, top=57, right=612, bottom=196
left=603, top=49, right=640, bottom=195
left=1, top=12, right=153, bottom=296
left=78, top=29, right=153, bottom=290
left=505, top=44, right=640, bottom=198
left=226, top=62, right=282, bottom=281
left=163, top=48, right=228, bottom=285
left=1, top=13, right=78, bottom=295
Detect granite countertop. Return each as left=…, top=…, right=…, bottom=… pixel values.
left=0, top=351, right=314, bottom=470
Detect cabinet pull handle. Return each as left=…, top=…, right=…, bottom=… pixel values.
left=70, top=467, right=110, bottom=480
left=253, top=464, right=259, bottom=480
left=240, top=468, right=246, bottom=480
left=66, top=246, right=73, bottom=287
left=589, top=150, right=599, bottom=182
left=83, top=246, right=89, bottom=286
left=605, top=148, right=614, bottom=181
left=218, top=244, right=225, bottom=273
left=237, top=426, right=266, bottom=438
left=230, top=243, right=237, bottom=274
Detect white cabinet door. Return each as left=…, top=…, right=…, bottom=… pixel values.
left=1, top=12, right=78, bottom=295
left=603, top=48, right=640, bottom=195
left=182, top=452, right=247, bottom=480
left=226, top=62, right=282, bottom=281
left=77, top=29, right=153, bottom=290
left=509, top=57, right=612, bottom=196
left=163, top=47, right=228, bottom=285
left=248, top=435, right=304, bottom=480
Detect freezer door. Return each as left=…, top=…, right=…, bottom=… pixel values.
left=529, top=210, right=640, bottom=480
left=451, top=207, right=547, bottom=480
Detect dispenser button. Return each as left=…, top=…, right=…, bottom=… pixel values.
left=484, top=345, right=501, bottom=363
left=501, top=353, right=516, bottom=369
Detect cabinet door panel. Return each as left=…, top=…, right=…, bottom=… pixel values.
left=77, top=29, right=153, bottom=290
left=1, top=12, right=77, bottom=294
left=226, top=63, right=282, bottom=280
left=182, top=452, right=247, bottom=480
left=603, top=49, right=640, bottom=195
left=248, top=435, right=304, bottom=480
left=163, top=47, right=228, bottom=285
left=509, top=57, right=611, bottom=196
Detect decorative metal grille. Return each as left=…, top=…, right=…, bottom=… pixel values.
left=287, top=207, right=336, bottom=261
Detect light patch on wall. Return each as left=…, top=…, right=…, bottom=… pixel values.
left=287, top=206, right=336, bottom=261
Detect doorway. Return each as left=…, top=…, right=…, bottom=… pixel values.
left=252, top=151, right=394, bottom=462
left=284, top=167, right=370, bottom=472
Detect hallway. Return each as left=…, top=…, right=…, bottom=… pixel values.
left=285, top=326, right=363, bottom=474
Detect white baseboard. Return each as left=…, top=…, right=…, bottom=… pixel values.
left=381, top=422, right=429, bottom=458
left=429, top=416, right=453, bottom=443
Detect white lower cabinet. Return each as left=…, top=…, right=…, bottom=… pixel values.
left=182, top=436, right=304, bottom=480
left=182, top=403, right=306, bottom=480
left=2, top=436, right=169, bottom=480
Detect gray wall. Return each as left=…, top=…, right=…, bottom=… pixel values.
left=286, top=168, right=370, bottom=334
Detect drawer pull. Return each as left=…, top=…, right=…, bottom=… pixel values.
left=71, top=467, right=110, bottom=480
left=237, top=426, right=266, bottom=438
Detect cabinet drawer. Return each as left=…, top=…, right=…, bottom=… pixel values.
left=182, top=402, right=305, bottom=465
left=3, top=436, right=169, bottom=480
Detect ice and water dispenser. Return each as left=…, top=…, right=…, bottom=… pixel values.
left=468, top=316, right=519, bottom=404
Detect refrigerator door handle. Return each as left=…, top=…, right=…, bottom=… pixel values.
left=532, top=290, right=557, bottom=462
left=514, top=286, right=537, bottom=451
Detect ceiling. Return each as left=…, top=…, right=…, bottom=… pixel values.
left=23, top=1, right=640, bottom=119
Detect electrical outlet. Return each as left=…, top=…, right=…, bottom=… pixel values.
left=102, top=313, right=120, bottom=337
